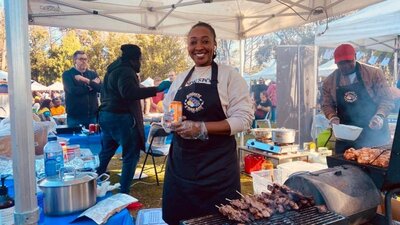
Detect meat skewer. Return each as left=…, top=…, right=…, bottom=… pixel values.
left=218, top=183, right=318, bottom=223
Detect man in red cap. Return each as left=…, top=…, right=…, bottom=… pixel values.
left=321, top=44, right=394, bottom=154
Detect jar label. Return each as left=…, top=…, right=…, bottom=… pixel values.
left=0, top=206, right=15, bottom=225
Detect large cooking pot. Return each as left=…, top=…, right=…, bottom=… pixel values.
left=272, top=128, right=296, bottom=144
left=38, top=170, right=98, bottom=216
left=251, top=128, right=275, bottom=141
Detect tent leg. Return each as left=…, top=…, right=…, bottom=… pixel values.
left=394, top=35, right=399, bottom=85
left=5, top=0, right=39, bottom=224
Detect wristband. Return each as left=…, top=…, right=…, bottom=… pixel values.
left=329, top=116, right=339, bottom=122
left=376, top=114, right=385, bottom=120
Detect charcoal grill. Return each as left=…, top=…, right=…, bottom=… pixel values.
left=180, top=206, right=348, bottom=225
left=326, top=111, right=400, bottom=224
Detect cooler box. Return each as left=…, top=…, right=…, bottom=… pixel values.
left=277, top=161, right=327, bottom=183
left=244, top=154, right=265, bottom=174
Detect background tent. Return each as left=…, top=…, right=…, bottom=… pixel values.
left=0, top=70, right=7, bottom=81
left=318, top=59, right=336, bottom=77
left=315, top=0, right=400, bottom=80
left=141, top=77, right=154, bottom=87
left=31, top=81, right=48, bottom=91
left=4, top=1, right=386, bottom=223
left=246, top=59, right=277, bottom=81
left=47, top=81, right=63, bottom=91
left=315, top=0, right=400, bottom=52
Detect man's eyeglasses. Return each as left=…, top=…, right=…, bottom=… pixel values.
left=77, top=58, right=88, bottom=61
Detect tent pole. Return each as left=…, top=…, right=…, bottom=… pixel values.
left=394, top=35, right=399, bottom=85
left=5, top=0, right=39, bottom=224
left=239, top=39, right=245, bottom=77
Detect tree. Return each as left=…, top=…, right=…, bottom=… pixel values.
left=135, top=34, right=189, bottom=80
left=0, top=11, right=5, bottom=71
left=27, top=28, right=190, bottom=85
left=29, top=26, right=51, bottom=83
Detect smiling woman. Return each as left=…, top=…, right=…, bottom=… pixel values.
left=161, top=22, right=254, bottom=225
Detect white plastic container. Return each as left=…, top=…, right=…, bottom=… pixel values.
left=332, top=124, right=363, bottom=141
left=277, top=161, right=327, bottom=183
left=251, top=169, right=283, bottom=195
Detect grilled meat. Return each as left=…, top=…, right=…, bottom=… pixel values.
left=218, top=183, right=317, bottom=223
left=344, top=147, right=391, bottom=168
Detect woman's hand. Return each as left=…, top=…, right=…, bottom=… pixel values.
left=174, top=119, right=208, bottom=140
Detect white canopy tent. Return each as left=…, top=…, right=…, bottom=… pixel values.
left=315, top=0, right=400, bottom=80
left=31, top=81, right=48, bottom=91
left=46, top=81, right=63, bottom=91
left=0, top=70, right=8, bottom=81
left=28, top=0, right=382, bottom=40
left=244, top=59, right=277, bottom=83
left=318, top=59, right=336, bottom=77
left=5, top=0, right=384, bottom=224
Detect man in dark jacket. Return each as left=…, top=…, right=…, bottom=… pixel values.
left=62, top=50, right=101, bottom=128
left=97, top=44, right=170, bottom=193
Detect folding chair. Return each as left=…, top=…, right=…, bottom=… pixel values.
left=138, top=123, right=171, bottom=185
left=255, top=111, right=271, bottom=128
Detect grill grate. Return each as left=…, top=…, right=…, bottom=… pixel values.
left=180, top=206, right=348, bottom=225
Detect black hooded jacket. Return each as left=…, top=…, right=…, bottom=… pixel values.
left=100, top=58, right=158, bottom=149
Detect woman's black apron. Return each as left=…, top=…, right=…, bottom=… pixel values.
left=335, top=67, right=389, bottom=154
left=162, top=62, right=240, bottom=225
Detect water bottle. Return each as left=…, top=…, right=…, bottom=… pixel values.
left=44, top=136, right=64, bottom=178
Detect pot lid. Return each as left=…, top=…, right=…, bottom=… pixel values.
left=274, top=128, right=296, bottom=132
left=38, top=172, right=97, bottom=187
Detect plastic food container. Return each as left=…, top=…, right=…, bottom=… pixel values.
left=332, top=124, right=363, bottom=141
left=251, top=169, right=283, bottom=194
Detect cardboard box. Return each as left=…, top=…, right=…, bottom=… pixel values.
left=377, top=195, right=400, bottom=222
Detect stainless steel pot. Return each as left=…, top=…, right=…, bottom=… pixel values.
left=272, top=128, right=296, bottom=144
left=251, top=128, right=275, bottom=140
left=38, top=171, right=98, bottom=216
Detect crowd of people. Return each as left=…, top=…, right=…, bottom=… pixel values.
left=31, top=90, right=66, bottom=123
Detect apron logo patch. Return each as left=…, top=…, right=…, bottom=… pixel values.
left=344, top=91, right=358, bottom=103
left=184, top=92, right=204, bottom=113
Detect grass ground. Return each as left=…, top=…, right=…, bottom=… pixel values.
left=105, top=133, right=256, bottom=217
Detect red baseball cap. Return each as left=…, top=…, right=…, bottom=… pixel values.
left=334, top=44, right=356, bottom=63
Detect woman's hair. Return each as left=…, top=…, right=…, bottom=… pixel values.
left=189, top=22, right=217, bottom=59
left=39, top=99, right=51, bottom=110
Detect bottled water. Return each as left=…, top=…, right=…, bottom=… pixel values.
left=43, top=136, right=64, bottom=178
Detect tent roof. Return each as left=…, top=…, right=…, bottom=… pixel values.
left=318, top=59, right=336, bottom=77
left=28, top=0, right=382, bottom=40
left=47, top=81, right=64, bottom=90
left=315, top=0, right=400, bottom=52
left=31, top=81, right=48, bottom=91
left=246, top=59, right=276, bottom=80
left=0, top=70, right=7, bottom=81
